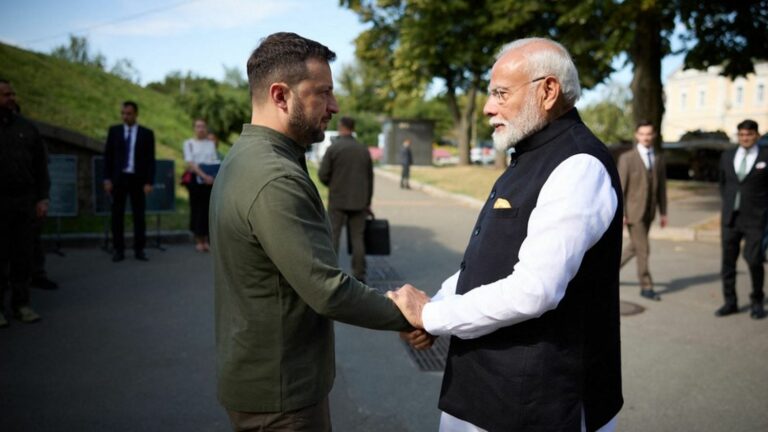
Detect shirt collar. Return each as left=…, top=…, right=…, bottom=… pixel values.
left=241, top=124, right=307, bottom=167
left=736, top=145, right=758, bottom=157
left=636, top=144, right=653, bottom=155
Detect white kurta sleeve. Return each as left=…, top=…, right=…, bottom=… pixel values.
left=422, top=154, right=618, bottom=339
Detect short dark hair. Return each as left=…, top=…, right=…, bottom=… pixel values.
left=737, top=119, right=759, bottom=132
left=635, top=120, right=655, bottom=131
left=122, top=100, right=139, bottom=113
left=339, top=116, right=355, bottom=131
left=246, top=32, right=336, bottom=101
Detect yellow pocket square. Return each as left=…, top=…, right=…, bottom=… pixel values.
left=493, top=198, right=512, bottom=209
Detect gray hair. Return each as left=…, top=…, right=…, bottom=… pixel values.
left=496, top=38, right=581, bottom=107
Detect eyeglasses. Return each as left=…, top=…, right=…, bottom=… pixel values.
left=488, top=76, right=546, bottom=105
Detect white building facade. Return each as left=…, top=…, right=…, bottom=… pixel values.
left=662, top=62, right=768, bottom=142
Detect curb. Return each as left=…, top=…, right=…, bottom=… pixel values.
left=375, top=167, right=721, bottom=243
left=42, top=230, right=193, bottom=248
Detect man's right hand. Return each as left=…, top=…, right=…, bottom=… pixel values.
left=400, top=329, right=436, bottom=351
left=103, top=180, right=113, bottom=195
left=386, top=284, right=430, bottom=329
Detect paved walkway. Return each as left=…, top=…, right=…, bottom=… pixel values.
left=2, top=169, right=766, bottom=431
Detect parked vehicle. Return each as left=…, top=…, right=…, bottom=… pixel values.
left=607, top=139, right=732, bottom=182
left=471, top=141, right=496, bottom=165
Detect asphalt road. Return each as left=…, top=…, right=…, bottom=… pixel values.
left=2, top=170, right=767, bottom=431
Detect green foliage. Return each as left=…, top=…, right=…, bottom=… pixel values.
left=678, top=0, right=768, bottom=78
left=580, top=85, right=634, bottom=145
left=50, top=35, right=106, bottom=70
left=147, top=71, right=250, bottom=145
left=50, top=35, right=141, bottom=84
left=1, top=42, right=190, bottom=157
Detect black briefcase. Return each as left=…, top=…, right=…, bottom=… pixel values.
left=347, top=215, right=391, bottom=256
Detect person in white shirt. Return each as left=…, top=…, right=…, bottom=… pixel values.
left=617, top=121, right=668, bottom=301
left=183, top=119, right=219, bottom=252
left=389, top=38, right=623, bottom=432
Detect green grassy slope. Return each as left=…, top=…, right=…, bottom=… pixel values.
left=0, top=42, right=190, bottom=160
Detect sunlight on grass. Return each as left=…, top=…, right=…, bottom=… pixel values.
left=384, top=165, right=504, bottom=201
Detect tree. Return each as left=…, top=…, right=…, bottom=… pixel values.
left=341, top=1, right=623, bottom=166
left=51, top=35, right=106, bottom=69
left=147, top=71, right=250, bottom=143
left=341, top=0, right=504, bottom=164
left=579, top=84, right=634, bottom=145
left=558, top=0, right=768, bottom=148
left=110, top=58, right=141, bottom=84
left=222, top=65, right=248, bottom=89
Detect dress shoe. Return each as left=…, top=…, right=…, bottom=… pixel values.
left=31, top=277, right=59, bottom=290
left=640, top=289, right=661, bottom=301
left=13, top=306, right=41, bottom=323
left=750, top=303, right=766, bottom=320
left=135, top=251, right=149, bottom=261
left=714, top=303, right=739, bottom=317
left=0, top=312, right=8, bottom=328
left=112, top=251, right=125, bottom=262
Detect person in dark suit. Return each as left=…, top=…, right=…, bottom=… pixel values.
left=400, top=138, right=413, bottom=189
left=618, top=121, right=668, bottom=301
left=717, top=119, right=767, bottom=319
left=318, top=116, right=373, bottom=283
left=103, top=101, right=155, bottom=262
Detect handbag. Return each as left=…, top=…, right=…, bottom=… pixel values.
left=347, top=212, right=391, bottom=256
left=180, top=170, right=194, bottom=186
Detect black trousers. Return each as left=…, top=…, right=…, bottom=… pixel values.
left=32, top=215, right=47, bottom=279
left=0, top=195, right=35, bottom=309
left=188, top=181, right=212, bottom=237
left=329, top=208, right=367, bottom=281
left=400, top=164, right=411, bottom=188
left=111, top=174, right=146, bottom=253
left=721, top=212, right=765, bottom=306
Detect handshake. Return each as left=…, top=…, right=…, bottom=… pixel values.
left=386, top=284, right=436, bottom=351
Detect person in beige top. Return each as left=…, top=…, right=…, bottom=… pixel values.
left=618, top=121, right=668, bottom=300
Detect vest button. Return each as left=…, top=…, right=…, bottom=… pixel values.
left=490, top=190, right=496, bottom=199
left=473, top=227, right=481, bottom=236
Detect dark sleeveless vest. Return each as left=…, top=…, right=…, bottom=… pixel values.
left=438, top=109, right=623, bottom=432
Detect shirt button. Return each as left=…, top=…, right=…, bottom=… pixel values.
left=473, top=227, right=481, bottom=236
left=490, top=190, right=496, bottom=199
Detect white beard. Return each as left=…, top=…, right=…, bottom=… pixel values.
left=489, top=91, right=547, bottom=152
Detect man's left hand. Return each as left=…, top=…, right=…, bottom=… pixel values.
left=660, top=215, right=668, bottom=228
left=36, top=199, right=49, bottom=218
left=386, top=284, right=430, bottom=329
left=144, top=184, right=153, bottom=195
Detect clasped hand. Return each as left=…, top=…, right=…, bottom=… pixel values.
left=387, top=284, right=436, bottom=350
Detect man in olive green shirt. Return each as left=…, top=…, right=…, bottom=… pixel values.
left=210, top=33, right=416, bottom=430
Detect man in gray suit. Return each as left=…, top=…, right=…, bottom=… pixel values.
left=618, top=121, right=668, bottom=300
left=319, top=116, right=373, bottom=283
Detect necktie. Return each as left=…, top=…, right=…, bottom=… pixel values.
left=124, top=127, right=132, bottom=169
left=735, top=152, right=748, bottom=210
left=737, top=152, right=748, bottom=181
left=646, top=151, right=653, bottom=171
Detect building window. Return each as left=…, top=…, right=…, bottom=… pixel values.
left=758, top=84, right=765, bottom=104
left=681, top=92, right=687, bottom=109
left=736, top=86, right=743, bottom=105
left=699, top=90, right=705, bottom=107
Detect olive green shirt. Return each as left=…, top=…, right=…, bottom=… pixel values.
left=210, top=125, right=409, bottom=412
